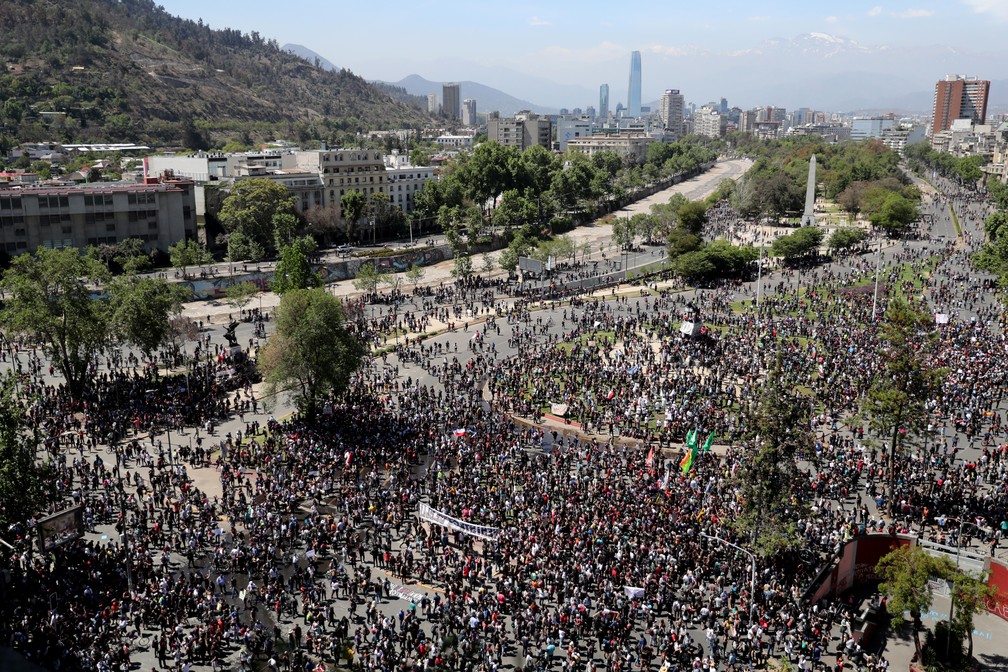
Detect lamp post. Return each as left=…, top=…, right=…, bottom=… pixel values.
left=872, top=240, right=883, bottom=321
left=756, top=247, right=764, bottom=307
left=700, top=532, right=757, bottom=620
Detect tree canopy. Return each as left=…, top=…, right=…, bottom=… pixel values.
left=107, top=275, right=187, bottom=360
left=258, top=289, right=366, bottom=419
left=0, top=374, right=56, bottom=532
left=0, top=247, right=109, bottom=398
left=272, top=236, right=322, bottom=295
left=860, top=298, right=941, bottom=512
left=219, top=178, right=297, bottom=257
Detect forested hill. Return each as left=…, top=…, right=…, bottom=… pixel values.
left=0, top=0, right=431, bottom=148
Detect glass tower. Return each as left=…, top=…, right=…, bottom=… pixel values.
left=627, top=51, right=641, bottom=118
left=599, top=84, right=609, bottom=119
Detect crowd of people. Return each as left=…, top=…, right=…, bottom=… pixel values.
left=1, top=172, right=1006, bottom=672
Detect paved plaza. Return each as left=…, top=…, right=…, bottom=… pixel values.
left=4, top=161, right=1008, bottom=672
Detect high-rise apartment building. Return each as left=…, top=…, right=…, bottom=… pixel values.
left=427, top=94, right=439, bottom=115
left=487, top=111, right=551, bottom=151
left=660, top=89, right=684, bottom=140
left=627, top=52, right=641, bottom=118
left=462, top=99, right=477, bottom=126
left=442, top=83, right=461, bottom=121
left=694, top=107, right=726, bottom=139
left=931, top=75, right=990, bottom=136
left=599, top=84, right=610, bottom=119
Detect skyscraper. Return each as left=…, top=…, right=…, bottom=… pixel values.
left=931, top=74, right=990, bottom=136
left=462, top=99, right=477, bottom=126
left=599, top=84, right=610, bottom=119
left=660, top=89, right=684, bottom=139
left=442, top=83, right=461, bottom=121
left=627, top=51, right=641, bottom=118
left=427, top=94, right=439, bottom=115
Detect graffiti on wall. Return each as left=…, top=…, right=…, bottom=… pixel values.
left=177, top=245, right=453, bottom=301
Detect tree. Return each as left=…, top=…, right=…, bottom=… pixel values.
left=983, top=211, right=1008, bottom=241
left=871, top=193, right=919, bottom=235
left=225, top=281, right=259, bottom=311
left=352, top=262, right=387, bottom=295
left=611, top=217, right=636, bottom=250
left=451, top=253, right=474, bottom=280
left=499, top=230, right=536, bottom=272
left=771, top=226, right=823, bottom=264
left=481, top=253, right=495, bottom=274
left=218, top=178, right=296, bottom=256
left=169, top=239, right=213, bottom=278
left=303, top=205, right=341, bottom=246
left=0, top=374, right=56, bottom=532
left=678, top=200, right=709, bottom=235
left=258, top=289, right=366, bottom=419
left=827, top=227, right=867, bottom=254
left=877, top=545, right=949, bottom=661
left=272, top=211, right=301, bottom=253
left=734, top=354, right=812, bottom=557
left=405, top=264, right=426, bottom=290
left=108, top=276, right=187, bottom=361
left=272, top=236, right=322, bottom=295
left=0, top=248, right=109, bottom=398
left=754, top=171, right=803, bottom=222
left=860, top=299, right=941, bottom=514
left=947, top=568, right=997, bottom=661
left=340, top=190, right=366, bottom=242
left=113, top=237, right=152, bottom=274
left=666, top=228, right=702, bottom=258
left=227, top=231, right=266, bottom=262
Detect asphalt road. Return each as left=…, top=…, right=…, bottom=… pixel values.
left=6, top=162, right=1008, bottom=672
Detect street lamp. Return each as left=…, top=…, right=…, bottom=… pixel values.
left=700, top=532, right=757, bottom=619
left=872, top=240, right=883, bottom=321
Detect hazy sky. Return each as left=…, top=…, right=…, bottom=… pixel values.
left=158, top=0, right=1008, bottom=111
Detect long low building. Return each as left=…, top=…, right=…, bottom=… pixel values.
left=0, top=179, right=196, bottom=256
left=565, top=133, right=655, bottom=163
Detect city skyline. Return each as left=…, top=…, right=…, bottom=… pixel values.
left=157, top=0, right=1008, bottom=112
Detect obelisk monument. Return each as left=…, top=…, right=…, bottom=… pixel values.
left=800, top=154, right=816, bottom=226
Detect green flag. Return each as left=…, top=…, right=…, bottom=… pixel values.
left=702, top=431, right=715, bottom=453
left=686, top=428, right=698, bottom=450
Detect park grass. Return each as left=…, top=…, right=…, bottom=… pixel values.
left=950, top=207, right=962, bottom=238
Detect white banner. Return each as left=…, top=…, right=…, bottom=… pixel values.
left=624, top=586, right=645, bottom=599
left=417, top=502, right=500, bottom=541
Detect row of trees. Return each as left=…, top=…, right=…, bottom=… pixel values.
left=0, top=247, right=190, bottom=398
left=905, top=143, right=987, bottom=186
left=414, top=139, right=717, bottom=242
left=975, top=176, right=1008, bottom=285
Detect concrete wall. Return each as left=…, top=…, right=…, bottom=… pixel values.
left=176, top=244, right=454, bottom=300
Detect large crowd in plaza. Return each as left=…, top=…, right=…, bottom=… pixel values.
left=2, top=174, right=1007, bottom=672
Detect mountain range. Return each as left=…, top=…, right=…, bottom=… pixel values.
left=0, top=0, right=430, bottom=147
left=282, top=43, right=338, bottom=72
left=381, top=75, right=557, bottom=117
